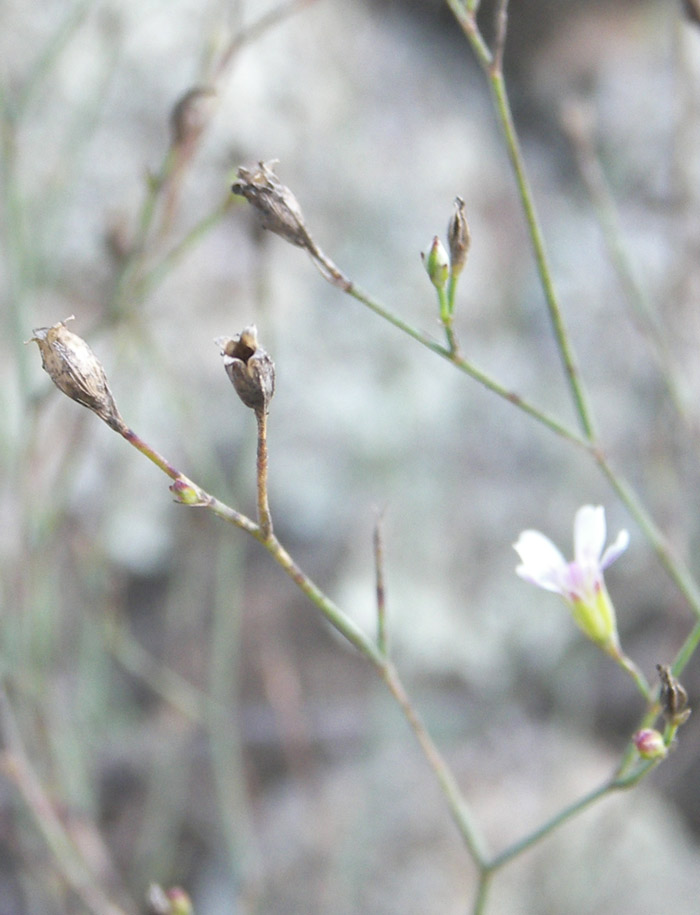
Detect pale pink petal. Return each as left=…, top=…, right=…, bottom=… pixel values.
left=514, top=530, right=567, bottom=594
left=573, top=505, right=606, bottom=565
left=600, top=529, right=629, bottom=569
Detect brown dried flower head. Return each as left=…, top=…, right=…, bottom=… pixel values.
left=447, top=196, right=471, bottom=277
left=656, top=664, right=691, bottom=727
left=169, top=86, right=216, bottom=148
left=216, top=325, right=275, bottom=413
left=231, top=160, right=312, bottom=249
left=29, top=317, right=126, bottom=432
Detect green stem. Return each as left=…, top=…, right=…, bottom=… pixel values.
left=673, top=619, right=700, bottom=676
left=380, top=661, right=490, bottom=866
left=487, top=777, right=615, bottom=871
left=261, top=534, right=383, bottom=663
left=374, top=512, right=388, bottom=656
left=614, top=651, right=651, bottom=700
left=487, top=70, right=596, bottom=439
left=345, top=282, right=588, bottom=447
left=595, top=452, right=700, bottom=620
left=104, top=419, right=490, bottom=871
left=473, top=871, right=493, bottom=915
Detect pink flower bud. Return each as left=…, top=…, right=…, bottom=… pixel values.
left=633, top=728, right=667, bottom=760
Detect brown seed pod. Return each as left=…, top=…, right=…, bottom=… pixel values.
left=169, top=86, right=216, bottom=147
left=29, top=317, right=126, bottom=432
left=447, top=196, right=470, bottom=277
left=231, top=161, right=312, bottom=250
left=215, top=325, right=275, bottom=413
left=656, top=664, right=691, bottom=726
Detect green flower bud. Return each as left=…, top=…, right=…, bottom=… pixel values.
left=170, top=478, right=205, bottom=505
left=422, top=236, right=449, bottom=290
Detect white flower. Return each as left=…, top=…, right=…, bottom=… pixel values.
left=513, top=505, right=629, bottom=651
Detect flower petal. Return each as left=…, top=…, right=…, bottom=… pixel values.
left=514, top=530, right=567, bottom=593
left=573, top=505, right=606, bottom=565
left=600, top=529, right=629, bottom=569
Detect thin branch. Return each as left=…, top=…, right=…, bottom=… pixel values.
left=380, top=662, right=491, bottom=866
left=491, top=0, right=509, bottom=76
left=255, top=407, right=273, bottom=539
left=0, top=687, right=133, bottom=915
left=374, top=509, right=388, bottom=655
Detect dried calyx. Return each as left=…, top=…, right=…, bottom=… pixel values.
left=29, top=317, right=126, bottom=433
left=169, top=86, right=216, bottom=148
left=447, top=196, right=470, bottom=277
left=231, top=160, right=313, bottom=251
left=216, top=325, right=275, bottom=413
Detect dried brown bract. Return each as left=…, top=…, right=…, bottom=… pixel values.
left=447, top=196, right=470, bottom=277
left=170, top=86, right=216, bottom=148
left=656, top=664, right=691, bottom=727
left=231, top=160, right=312, bottom=250
left=216, top=325, right=275, bottom=413
left=29, top=317, right=126, bottom=433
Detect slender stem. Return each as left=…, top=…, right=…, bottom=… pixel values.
left=345, top=280, right=588, bottom=447
left=473, top=871, right=493, bottom=915
left=447, top=4, right=595, bottom=439
left=562, top=102, right=686, bottom=417
left=0, top=687, right=131, bottom=915
left=380, top=661, right=490, bottom=866
left=374, top=511, right=388, bottom=655
left=491, top=0, right=509, bottom=75
left=117, top=425, right=259, bottom=535
left=615, top=652, right=651, bottom=700
left=487, top=777, right=615, bottom=870
left=445, top=2, right=492, bottom=69
left=487, top=70, right=596, bottom=439
left=673, top=619, right=700, bottom=676
left=301, top=228, right=589, bottom=448
left=255, top=408, right=273, bottom=540
left=594, top=451, right=700, bottom=619
left=98, top=416, right=490, bottom=870
left=437, top=286, right=460, bottom=354
left=261, top=534, right=384, bottom=664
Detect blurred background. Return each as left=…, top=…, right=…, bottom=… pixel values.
left=3, top=0, right=700, bottom=912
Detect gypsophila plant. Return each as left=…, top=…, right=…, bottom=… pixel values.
left=7, top=1, right=700, bottom=913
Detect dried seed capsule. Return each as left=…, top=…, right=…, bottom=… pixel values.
left=231, top=161, right=312, bottom=250
left=447, top=196, right=470, bottom=277
left=29, top=317, right=126, bottom=433
left=656, top=664, right=691, bottom=726
left=215, top=325, right=275, bottom=413
left=170, top=86, right=216, bottom=147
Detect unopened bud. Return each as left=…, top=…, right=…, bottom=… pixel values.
left=170, top=86, right=216, bottom=147
left=657, top=664, right=691, bottom=727
left=28, top=317, right=126, bottom=433
left=216, top=325, right=275, bottom=413
left=170, top=478, right=205, bottom=505
left=422, top=236, right=449, bottom=290
left=166, top=888, right=193, bottom=915
left=231, top=160, right=312, bottom=249
left=633, top=728, right=667, bottom=760
left=447, top=196, right=470, bottom=276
